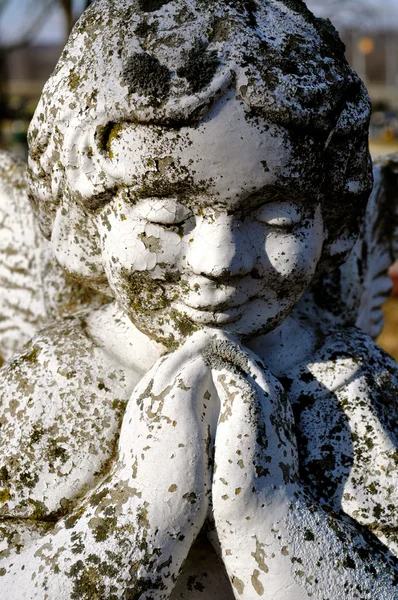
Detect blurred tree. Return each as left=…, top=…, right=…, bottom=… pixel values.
left=0, top=0, right=92, bottom=147
left=60, top=0, right=73, bottom=38
left=307, top=0, right=396, bottom=31
left=0, top=0, right=8, bottom=15
left=1, top=0, right=56, bottom=48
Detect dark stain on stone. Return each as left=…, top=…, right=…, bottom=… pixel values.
left=278, top=376, right=293, bottom=392
left=83, top=188, right=117, bottom=212
left=277, top=0, right=318, bottom=24
left=299, top=371, right=315, bottom=384
left=138, top=0, right=170, bottom=12
left=224, top=0, right=257, bottom=27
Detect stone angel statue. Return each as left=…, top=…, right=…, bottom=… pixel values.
left=0, top=1, right=398, bottom=599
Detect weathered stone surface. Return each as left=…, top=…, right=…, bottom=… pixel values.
left=0, top=1, right=397, bottom=598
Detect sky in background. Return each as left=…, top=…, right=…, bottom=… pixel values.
left=307, top=0, right=398, bottom=31
left=1, top=0, right=398, bottom=47
left=0, top=0, right=87, bottom=45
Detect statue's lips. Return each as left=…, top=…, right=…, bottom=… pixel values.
left=171, top=277, right=255, bottom=313
left=172, top=301, right=249, bottom=325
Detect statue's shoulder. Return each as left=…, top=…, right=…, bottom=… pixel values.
left=0, top=312, right=136, bottom=521
left=287, top=325, right=398, bottom=555
left=287, top=324, right=398, bottom=398
left=285, top=324, right=398, bottom=451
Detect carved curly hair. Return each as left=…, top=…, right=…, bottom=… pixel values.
left=27, top=0, right=372, bottom=270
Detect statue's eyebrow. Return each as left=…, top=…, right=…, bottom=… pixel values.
left=241, top=185, right=293, bottom=209
left=133, top=181, right=199, bottom=200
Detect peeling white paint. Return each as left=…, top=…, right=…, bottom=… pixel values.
left=0, top=1, right=397, bottom=599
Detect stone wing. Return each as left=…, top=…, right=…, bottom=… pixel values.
left=0, top=151, right=46, bottom=363
left=299, top=153, right=398, bottom=340
left=0, top=151, right=110, bottom=365
left=342, top=153, right=398, bottom=338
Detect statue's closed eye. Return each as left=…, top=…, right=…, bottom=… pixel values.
left=253, top=202, right=303, bottom=230
left=137, top=198, right=193, bottom=225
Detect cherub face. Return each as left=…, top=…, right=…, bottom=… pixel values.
left=54, top=93, right=327, bottom=347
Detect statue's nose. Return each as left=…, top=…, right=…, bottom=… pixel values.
left=186, top=214, right=255, bottom=278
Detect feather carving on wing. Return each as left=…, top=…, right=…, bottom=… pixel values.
left=0, top=151, right=46, bottom=363
left=297, top=153, right=398, bottom=340
left=351, top=153, right=398, bottom=337
left=0, top=151, right=108, bottom=364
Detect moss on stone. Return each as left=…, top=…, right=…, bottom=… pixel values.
left=21, top=346, right=40, bottom=364
left=69, top=561, right=105, bottom=600
left=0, top=466, right=9, bottom=483
left=95, top=122, right=123, bottom=159
left=84, top=188, right=117, bottom=212
left=169, top=309, right=198, bottom=338
left=68, top=69, right=81, bottom=90
left=30, top=425, right=45, bottom=444
left=202, top=339, right=250, bottom=375
left=0, top=489, right=10, bottom=503
left=121, top=269, right=168, bottom=314
left=135, top=19, right=158, bottom=38
left=106, top=124, right=123, bottom=158
left=224, top=0, right=257, bottom=26
left=177, top=40, right=219, bottom=93
left=303, top=529, right=315, bottom=541
left=123, top=53, right=171, bottom=102
left=65, top=507, right=85, bottom=530
left=28, top=499, right=49, bottom=520
left=92, top=516, right=117, bottom=542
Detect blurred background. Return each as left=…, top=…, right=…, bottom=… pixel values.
left=1, top=0, right=398, bottom=357
left=0, top=0, right=94, bottom=156
left=308, top=0, right=398, bottom=360
left=307, top=0, right=398, bottom=158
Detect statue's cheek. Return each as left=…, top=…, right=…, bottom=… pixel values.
left=99, top=221, right=185, bottom=278
left=100, top=220, right=157, bottom=275
left=259, top=209, right=324, bottom=287
left=270, top=235, right=321, bottom=277
left=51, top=201, right=108, bottom=289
